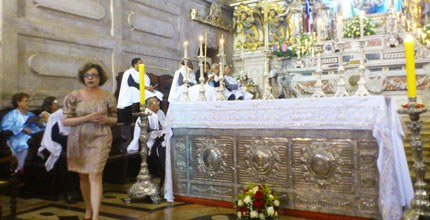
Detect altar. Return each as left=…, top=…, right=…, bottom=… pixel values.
left=164, top=96, right=413, bottom=219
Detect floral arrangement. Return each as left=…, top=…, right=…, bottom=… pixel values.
left=235, top=183, right=280, bottom=219
left=272, top=33, right=315, bottom=58
left=343, top=15, right=376, bottom=38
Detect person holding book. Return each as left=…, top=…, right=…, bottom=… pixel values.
left=0, top=92, right=45, bottom=172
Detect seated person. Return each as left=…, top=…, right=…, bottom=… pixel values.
left=127, top=96, right=166, bottom=188
left=33, top=96, right=60, bottom=123
left=1, top=93, right=45, bottom=171
left=208, top=63, right=220, bottom=87
left=168, top=60, right=196, bottom=102
left=194, top=61, right=211, bottom=84
left=223, top=65, right=253, bottom=100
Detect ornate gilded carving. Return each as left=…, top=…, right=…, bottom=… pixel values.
left=284, top=0, right=303, bottom=39
left=233, top=4, right=263, bottom=50
left=190, top=3, right=232, bottom=31
left=266, top=3, right=286, bottom=46
left=195, top=138, right=228, bottom=178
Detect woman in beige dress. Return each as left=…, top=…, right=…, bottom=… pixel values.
left=63, top=63, right=117, bottom=220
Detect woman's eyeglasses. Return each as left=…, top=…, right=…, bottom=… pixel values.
left=83, top=73, right=100, bottom=79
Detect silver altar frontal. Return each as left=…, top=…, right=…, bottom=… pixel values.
left=165, top=96, right=413, bottom=219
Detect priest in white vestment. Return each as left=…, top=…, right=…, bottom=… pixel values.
left=168, top=60, right=197, bottom=102
left=117, top=58, right=163, bottom=123
left=223, top=65, right=253, bottom=100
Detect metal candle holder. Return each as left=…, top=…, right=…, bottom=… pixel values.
left=124, top=106, right=162, bottom=204
left=311, top=42, right=326, bottom=98
left=262, top=49, right=274, bottom=99
left=334, top=40, right=349, bottom=97
left=180, top=57, right=190, bottom=102
left=198, top=55, right=207, bottom=101
left=398, top=97, right=430, bottom=219
left=354, top=39, right=370, bottom=96
left=216, top=52, right=226, bottom=101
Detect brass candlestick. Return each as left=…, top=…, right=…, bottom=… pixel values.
left=124, top=105, right=162, bottom=204
left=399, top=97, right=430, bottom=219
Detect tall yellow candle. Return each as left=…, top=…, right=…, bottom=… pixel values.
left=138, top=63, right=146, bottom=105
left=404, top=35, right=417, bottom=97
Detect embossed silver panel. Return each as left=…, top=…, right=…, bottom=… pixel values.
left=292, top=139, right=354, bottom=193
left=171, top=128, right=380, bottom=218
left=190, top=136, right=233, bottom=182
left=238, top=138, right=288, bottom=186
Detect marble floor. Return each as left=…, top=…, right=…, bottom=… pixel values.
left=1, top=183, right=307, bottom=220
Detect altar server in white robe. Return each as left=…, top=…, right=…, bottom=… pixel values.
left=168, top=60, right=197, bottom=102
left=127, top=96, right=166, bottom=188
left=188, top=61, right=217, bottom=101
left=117, top=58, right=163, bottom=123
left=223, top=64, right=253, bottom=100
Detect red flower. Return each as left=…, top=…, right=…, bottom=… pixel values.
left=243, top=188, right=249, bottom=193
left=254, top=190, right=264, bottom=200
left=253, top=200, right=265, bottom=211
left=401, top=103, right=426, bottom=108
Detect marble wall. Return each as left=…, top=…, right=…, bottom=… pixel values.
left=0, top=0, right=233, bottom=107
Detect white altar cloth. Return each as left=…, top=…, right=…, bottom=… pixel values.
left=164, top=96, right=413, bottom=219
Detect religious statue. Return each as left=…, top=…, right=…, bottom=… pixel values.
left=312, top=0, right=333, bottom=40
left=406, top=0, right=424, bottom=28
left=233, top=4, right=264, bottom=51
left=282, top=0, right=304, bottom=40
left=267, top=3, right=286, bottom=46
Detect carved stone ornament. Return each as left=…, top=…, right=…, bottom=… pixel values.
left=243, top=139, right=282, bottom=181
left=301, top=142, right=343, bottom=187
left=190, top=3, right=232, bottom=31
left=196, top=138, right=228, bottom=177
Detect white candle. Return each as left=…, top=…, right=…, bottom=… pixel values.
left=360, top=11, right=365, bottom=40
left=199, top=35, right=203, bottom=57
left=184, top=41, right=188, bottom=58
left=204, top=29, right=208, bottom=64
left=317, top=18, right=322, bottom=40
left=241, top=43, right=244, bottom=79
left=220, top=35, right=224, bottom=55
left=393, top=15, right=398, bottom=33
left=337, top=16, right=343, bottom=41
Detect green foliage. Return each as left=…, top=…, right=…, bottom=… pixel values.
left=343, top=15, right=376, bottom=38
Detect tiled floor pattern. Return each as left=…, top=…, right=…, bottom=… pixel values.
left=1, top=184, right=306, bottom=220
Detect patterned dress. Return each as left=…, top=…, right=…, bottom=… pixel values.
left=63, top=90, right=117, bottom=174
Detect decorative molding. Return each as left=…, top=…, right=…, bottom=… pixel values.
left=190, top=3, right=232, bottom=31
left=127, top=11, right=174, bottom=39
left=28, top=53, right=101, bottom=78
left=33, top=0, right=105, bottom=20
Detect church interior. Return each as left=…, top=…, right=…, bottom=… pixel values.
left=1, top=0, right=430, bottom=219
